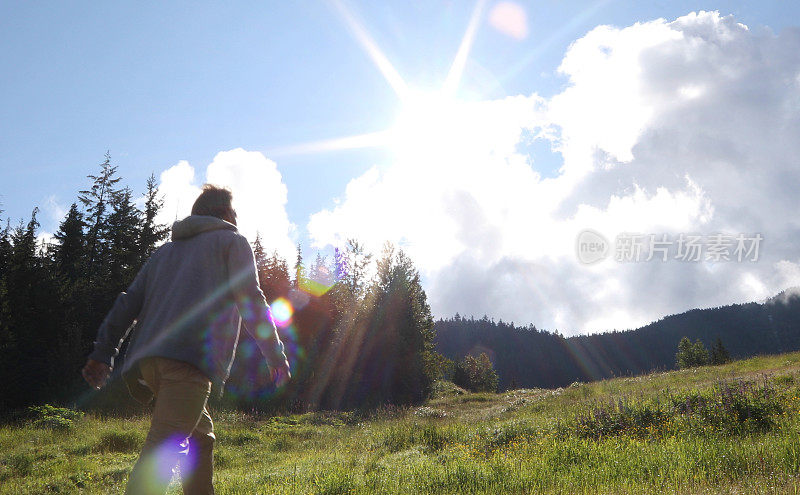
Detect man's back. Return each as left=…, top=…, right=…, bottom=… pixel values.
left=125, top=217, right=241, bottom=383
left=88, top=215, right=287, bottom=391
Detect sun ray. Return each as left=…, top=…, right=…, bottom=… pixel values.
left=268, top=130, right=392, bottom=157
left=442, top=0, right=488, bottom=97
left=330, top=0, right=410, bottom=100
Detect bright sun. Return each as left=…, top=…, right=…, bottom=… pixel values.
left=272, top=0, right=486, bottom=161
left=389, top=90, right=469, bottom=161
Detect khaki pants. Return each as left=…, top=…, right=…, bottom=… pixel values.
left=125, top=357, right=215, bottom=495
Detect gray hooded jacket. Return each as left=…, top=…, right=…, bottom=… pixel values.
left=89, top=215, right=288, bottom=400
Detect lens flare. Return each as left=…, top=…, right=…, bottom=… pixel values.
left=270, top=297, right=294, bottom=327
left=299, top=277, right=334, bottom=297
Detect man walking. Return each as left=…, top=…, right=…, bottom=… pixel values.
left=82, top=184, right=291, bottom=494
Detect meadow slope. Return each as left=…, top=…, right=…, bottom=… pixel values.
left=5, top=353, right=800, bottom=494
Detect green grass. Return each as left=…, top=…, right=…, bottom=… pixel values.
left=5, top=353, right=800, bottom=493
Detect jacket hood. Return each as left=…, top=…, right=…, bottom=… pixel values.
left=172, top=215, right=237, bottom=241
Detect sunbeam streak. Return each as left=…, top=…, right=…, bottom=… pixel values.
left=268, top=130, right=392, bottom=156
left=276, top=2, right=487, bottom=159
left=330, top=0, right=410, bottom=100
left=443, top=0, right=488, bottom=97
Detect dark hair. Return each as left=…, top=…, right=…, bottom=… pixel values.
left=191, top=184, right=236, bottom=223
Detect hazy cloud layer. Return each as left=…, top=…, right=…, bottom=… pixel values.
left=308, top=11, right=800, bottom=334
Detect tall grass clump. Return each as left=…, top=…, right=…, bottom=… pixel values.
left=571, top=378, right=785, bottom=440
left=95, top=430, right=142, bottom=453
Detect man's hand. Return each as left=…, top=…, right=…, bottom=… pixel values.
left=82, top=359, right=112, bottom=390
left=268, top=360, right=291, bottom=388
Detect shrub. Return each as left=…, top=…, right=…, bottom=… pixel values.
left=676, top=336, right=710, bottom=369
left=27, top=404, right=84, bottom=430
left=453, top=353, right=499, bottom=393
left=3, top=452, right=34, bottom=476
left=574, top=398, right=667, bottom=439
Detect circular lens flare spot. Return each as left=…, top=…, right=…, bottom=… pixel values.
left=271, top=297, right=294, bottom=327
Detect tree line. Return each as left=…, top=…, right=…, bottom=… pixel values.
left=0, top=154, right=446, bottom=413
left=435, top=292, right=800, bottom=390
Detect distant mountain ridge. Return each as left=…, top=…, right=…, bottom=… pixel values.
left=434, top=289, right=800, bottom=390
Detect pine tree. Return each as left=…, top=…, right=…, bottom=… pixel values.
left=711, top=338, right=731, bottom=365
left=309, top=253, right=332, bottom=287
left=1, top=209, right=62, bottom=406
left=53, top=203, right=87, bottom=283
left=0, top=216, right=11, bottom=291
left=354, top=245, right=437, bottom=405
left=251, top=233, right=270, bottom=295
left=267, top=251, right=291, bottom=301
left=676, top=336, right=694, bottom=369
left=51, top=204, right=90, bottom=389
left=106, top=187, right=142, bottom=289
left=691, top=339, right=710, bottom=366
left=0, top=216, right=12, bottom=403
left=343, top=239, right=370, bottom=299
left=253, top=233, right=266, bottom=270
left=294, top=243, right=305, bottom=290
left=78, top=152, right=121, bottom=282
left=333, top=246, right=347, bottom=283
left=138, top=173, right=169, bottom=263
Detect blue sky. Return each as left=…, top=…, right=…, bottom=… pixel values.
left=3, top=1, right=800, bottom=332
left=3, top=0, right=793, bottom=232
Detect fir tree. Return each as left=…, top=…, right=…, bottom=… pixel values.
left=333, top=246, right=347, bottom=283
left=343, top=239, right=371, bottom=299
left=267, top=251, right=291, bottom=300
left=2, top=209, right=61, bottom=406
left=251, top=233, right=271, bottom=296
left=348, top=245, right=437, bottom=405
left=0, top=215, right=11, bottom=366
left=53, top=203, right=87, bottom=283
left=106, top=187, right=142, bottom=288
left=78, top=152, right=121, bottom=282
left=294, top=243, right=305, bottom=290
left=138, top=173, right=169, bottom=263
left=309, top=253, right=332, bottom=287
left=711, top=338, right=731, bottom=365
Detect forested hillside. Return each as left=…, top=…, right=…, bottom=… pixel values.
left=435, top=290, right=800, bottom=390
left=0, top=155, right=441, bottom=412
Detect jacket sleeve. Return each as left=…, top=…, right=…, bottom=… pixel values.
left=227, top=234, right=289, bottom=368
left=88, top=261, right=149, bottom=367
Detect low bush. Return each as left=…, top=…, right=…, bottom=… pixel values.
left=27, top=404, right=84, bottom=430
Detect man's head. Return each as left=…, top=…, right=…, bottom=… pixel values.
left=191, top=184, right=237, bottom=225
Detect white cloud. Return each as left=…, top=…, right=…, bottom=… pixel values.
left=42, top=195, right=67, bottom=227
left=157, top=149, right=295, bottom=261
left=158, top=160, right=200, bottom=224
left=307, top=11, right=800, bottom=334
left=36, top=231, right=55, bottom=250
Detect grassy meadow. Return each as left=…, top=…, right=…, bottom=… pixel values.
left=5, top=353, right=800, bottom=494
